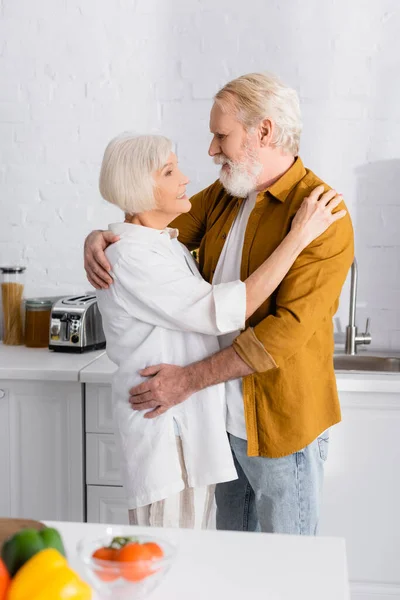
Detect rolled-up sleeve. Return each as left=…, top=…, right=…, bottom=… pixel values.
left=112, top=247, right=246, bottom=337
left=232, top=210, right=354, bottom=372
left=213, top=281, right=247, bottom=333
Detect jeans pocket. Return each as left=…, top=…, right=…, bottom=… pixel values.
left=317, top=430, right=330, bottom=462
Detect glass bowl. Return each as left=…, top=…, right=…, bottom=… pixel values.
left=77, top=526, right=177, bottom=599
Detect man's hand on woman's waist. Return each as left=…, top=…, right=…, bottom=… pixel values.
left=129, top=363, right=194, bottom=418
left=129, top=346, right=254, bottom=418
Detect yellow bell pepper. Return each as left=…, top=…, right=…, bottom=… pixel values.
left=7, top=548, right=91, bottom=600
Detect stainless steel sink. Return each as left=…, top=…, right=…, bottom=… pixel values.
left=334, top=355, right=400, bottom=373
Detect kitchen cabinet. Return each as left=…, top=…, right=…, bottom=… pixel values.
left=85, top=381, right=129, bottom=524
left=320, top=382, right=400, bottom=600
left=0, top=343, right=104, bottom=523
left=86, top=433, right=123, bottom=486
left=0, top=386, right=11, bottom=517
left=86, top=485, right=129, bottom=525
left=0, top=379, right=84, bottom=521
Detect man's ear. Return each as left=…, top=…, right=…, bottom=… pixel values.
left=259, top=118, right=274, bottom=147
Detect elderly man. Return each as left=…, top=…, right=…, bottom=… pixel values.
left=84, top=72, right=354, bottom=535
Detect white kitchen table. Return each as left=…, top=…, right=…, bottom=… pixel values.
left=46, top=521, right=350, bottom=600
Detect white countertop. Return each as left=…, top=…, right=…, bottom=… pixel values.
left=2, top=343, right=400, bottom=392
left=335, top=372, right=400, bottom=393
left=46, top=520, right=350, bottom=600
left=79, top=352, right=117, bottom=383
left=335, top=349, right=400, bottom=392
left=80, top=350, right=400, bottom=392
left=0, top=343, right=105, bottom=381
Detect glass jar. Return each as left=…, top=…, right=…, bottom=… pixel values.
left=1, top=266, right=26, bottom=345
left=24, top=299, right=53, bottom=348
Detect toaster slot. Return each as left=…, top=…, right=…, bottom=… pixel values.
left=61, top=295, right=96, bottom=305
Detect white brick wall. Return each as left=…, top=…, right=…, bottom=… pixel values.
left=1, top=0, right=399, bottom=349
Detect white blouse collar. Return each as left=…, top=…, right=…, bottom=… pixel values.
left=109, top=222, right=179, bottom=240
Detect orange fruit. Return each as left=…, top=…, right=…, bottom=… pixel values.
left=143, top=542, right=164, bottom=559
left=118, top=542, right=153, bottom=582
left=92, top=547, right=119, bottom=561
left=92, top=546, right=120, bottom=581
left=0, top=559, right=10, bottom=600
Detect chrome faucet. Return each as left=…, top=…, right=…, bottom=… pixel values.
left=345, top=258, right=372, bottom=355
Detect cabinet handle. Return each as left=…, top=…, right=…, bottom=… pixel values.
left=0, top=390, right=5, bottom=399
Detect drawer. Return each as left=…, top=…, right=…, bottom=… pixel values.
left=86, top=433, right=123, bottom=486
left=85, top=384, right=114, bottom=433
left=87, top=485, right=129, bottom=525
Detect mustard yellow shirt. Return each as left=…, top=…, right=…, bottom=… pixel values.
left=171, top=158, right=354, bottom=458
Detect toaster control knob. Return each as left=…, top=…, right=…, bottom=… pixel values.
left=71, top=335, right=79, bottom=344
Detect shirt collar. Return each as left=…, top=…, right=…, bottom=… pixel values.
left=109, top=222, right=179, bottom=240
left=264, top=157, right=307, bottom=203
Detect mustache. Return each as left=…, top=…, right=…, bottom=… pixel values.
left=213, top=154, right=231, bottom=166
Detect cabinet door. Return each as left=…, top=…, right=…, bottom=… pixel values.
left=0, top=380, right=84, bottom=522
left=0, top=386, right=11, bottom=516
left=86, top=433, right=123, bottom=486
left=87, top=485, right=129, bottom=525
left=319, top=391, right=400, bottom=596
left=85, top=384, right=114, bottom=433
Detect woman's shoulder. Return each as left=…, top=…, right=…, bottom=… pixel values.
left=106, top=233, right=178, bottom=277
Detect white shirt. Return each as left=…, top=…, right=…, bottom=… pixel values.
left=212, top=192, right=258, bottom=440
left=96, top=222, right=246, bottom=509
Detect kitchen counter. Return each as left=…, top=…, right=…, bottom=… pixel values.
left=79, top=352, right=117, bottom=383
left=80, top=350, right=400, bottom=392
left=3, top=344, right=400, bottom=389
left=0, top=343, right=105, bottom=381
left=334, top=349, right=400, bottom=392
left=335, top=371, right=400, bottom=393
left=46, top=520, right=350, bottom=600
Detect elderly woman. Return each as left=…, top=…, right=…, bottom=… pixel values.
left=96, top=133, right=345, bottom=529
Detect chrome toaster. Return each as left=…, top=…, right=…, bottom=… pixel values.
left=49, top=294, right=106, bottom=353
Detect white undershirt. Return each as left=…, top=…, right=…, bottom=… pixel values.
left=212, top=191, right=258, bottom=440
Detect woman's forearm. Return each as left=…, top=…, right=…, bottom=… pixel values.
left=244, top=230, right=306, bottom=319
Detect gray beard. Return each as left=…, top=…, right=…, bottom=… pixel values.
left=218, top=161, right=262, bottom=197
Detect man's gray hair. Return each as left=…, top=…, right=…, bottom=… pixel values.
left=215, top=72, right=302, bottom=155
left=99, top=133, right=173, bottom=214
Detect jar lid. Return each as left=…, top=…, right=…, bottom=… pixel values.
left=0, top=266, right=26, bottom=274
left=25, top=298, right=53, bottom=310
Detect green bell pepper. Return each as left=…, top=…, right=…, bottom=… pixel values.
left=1, top=527, right=66, bottom=577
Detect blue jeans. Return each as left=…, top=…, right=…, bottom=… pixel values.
left=215, top=432, right=329, bottom=535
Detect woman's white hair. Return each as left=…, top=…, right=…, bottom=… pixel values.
left=99, top=133, right=173, bottom=214
left=215, top=72, right=302, bottom=155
